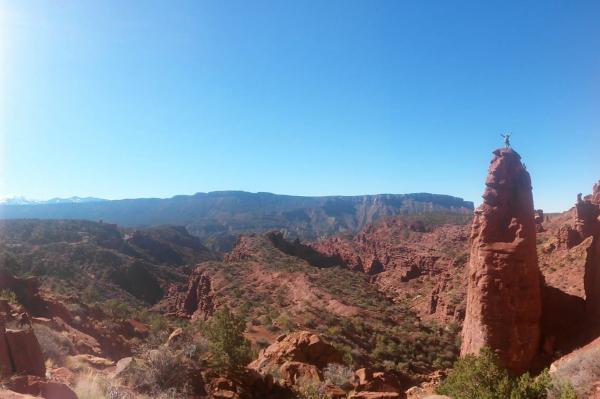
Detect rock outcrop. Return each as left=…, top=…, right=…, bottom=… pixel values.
left=4, top=329, right=46, bottom=377
left=311, top=217, right=470, bottom=323
left=6, top=375, right=78, bottom=399
left=160, top=268, right=215, bottom=320
left=461, top=148, right=542, bottom=374
left=250, top=331, right=343, bottom=386
left=575, top=185, right=600, bottom=240
left=534, top=209, right=545, bottom=232
left=311, top=218, right=468, bottom=278
left=0, top=272, right=46, bottom=316
left=0, top=323, right=45, bottom=379
left=576, top=182, right=600, bottom=321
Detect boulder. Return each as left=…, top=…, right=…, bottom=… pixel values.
left=250, top=331, right=343, bottom=374
left=7, top=376, right=78, bottom=399
left=279, top=361, right=321, bottom=386
left=0, top=321, right=13, bottom=376
left=36, top=381, right=78, bottom=399
left=461, top=148, right=542, bottom=374
left=5, top=329, right=45, bottom=377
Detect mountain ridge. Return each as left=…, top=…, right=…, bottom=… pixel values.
left=0, top=191, right=474, bottom=251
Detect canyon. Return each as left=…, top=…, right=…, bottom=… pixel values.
left=0, top=150, right=598, bottom=398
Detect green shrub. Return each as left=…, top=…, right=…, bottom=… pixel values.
left=202, top=305, right=254, bottom=371
left=123, top=346, right=189, bottom=394
left=438, top=348, right=576, bottom=399
left=103, top=299, right=132, bottom=320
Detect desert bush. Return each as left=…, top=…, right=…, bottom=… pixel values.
left=202, top=305, right=254, bottom=371
left=323, top=363, right=355, bottom=390
left=296, top=381, right=328, bottom=399
left=33, top=324, right=74, bottom=362
left=438, top=348, right=575, bottom=399
left=123, top=346, right=189, bottom=394
left=548, top=345, right=600, bottom=398
left=81, top=286, right=101, bottom=304
left=74, top=372, right=133, bottom=399
left=276, top=312, right=295, bottom=332
left=103, top=299, right=132, bottom=320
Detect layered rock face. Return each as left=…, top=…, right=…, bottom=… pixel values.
left=461, top=148, right=542, bottom=374
left=159, top=268, right=215, bottom=320
left=311, top=218, right=470, bottom=322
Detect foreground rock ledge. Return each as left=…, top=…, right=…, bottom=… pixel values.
left=461, top=147, right=542, bottom=374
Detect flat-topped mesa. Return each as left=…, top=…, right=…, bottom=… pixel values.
left=461, top=147, right=542, bottom=375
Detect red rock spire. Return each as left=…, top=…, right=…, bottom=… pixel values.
left=461, top=147, right=542, bottom=374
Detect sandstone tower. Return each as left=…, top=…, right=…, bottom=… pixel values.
left=461, top=147, right=542, bottom=374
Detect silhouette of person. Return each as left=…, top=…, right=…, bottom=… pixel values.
left=18, top=312, right=32, bottom=330
left=501, top=133, right=511, bottom=148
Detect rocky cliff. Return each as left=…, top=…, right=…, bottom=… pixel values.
left=311, top=215, right=471, bottom=323
left=461, top=148, right=542, bottom=374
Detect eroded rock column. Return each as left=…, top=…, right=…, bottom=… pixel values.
left=461, top=148, right=542, bottom=374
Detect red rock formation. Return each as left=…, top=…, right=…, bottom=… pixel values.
left=534, top=209, right=545, bottom=233
left=312, top=218, right=468, bottom=278
left=250, top=331, right=343, bottom=381
left=5, top=329, right=46, bottom=377
left=310, top=218, right=470, bottom=323
left=160, top=268, right=215, bottom=320
left=584, top=235, right=600, bottom=320
left=461, top=148, right=542, bottom=374
left=0, top=321, right=13, bottom=377
left=575, top=193, right=600, bottom=241
left=7, top=375, right=78, bottom=399
left=354, top=368, right=406, bottom=395
left=428, top=274, right=465, bottom=322
left=568, top=181, right=600, bottom=322
left=0, top=272, right=46, bottom=316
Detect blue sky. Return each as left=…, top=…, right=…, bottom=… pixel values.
left=1, top=1, right=599, bottom=211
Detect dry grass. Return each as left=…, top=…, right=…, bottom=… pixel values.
left=550, top=344, right=600, bottom=398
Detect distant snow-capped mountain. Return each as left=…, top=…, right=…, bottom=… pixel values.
left=0, top=196, right=107, bottom=206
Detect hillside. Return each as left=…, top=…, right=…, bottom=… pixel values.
left=0, top=191, right=474, bottom=251
left=0, top=219, right=216, bottom=305
left=157, top=230, right=462, bottom=376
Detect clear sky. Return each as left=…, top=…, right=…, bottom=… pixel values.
left=1, top=1, right=599, bottom=212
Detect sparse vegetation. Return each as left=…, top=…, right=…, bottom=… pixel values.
left=201, top=305, right=254, bottom=371
left=323, top=363, right=355, bottom=390
left=103, top=299, right=132, bottom=320
left=438, top=347, right=576, bottom=399
left=0, top=289, right=18, bottom=305
left=33, top=324, right=74, bottom=362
